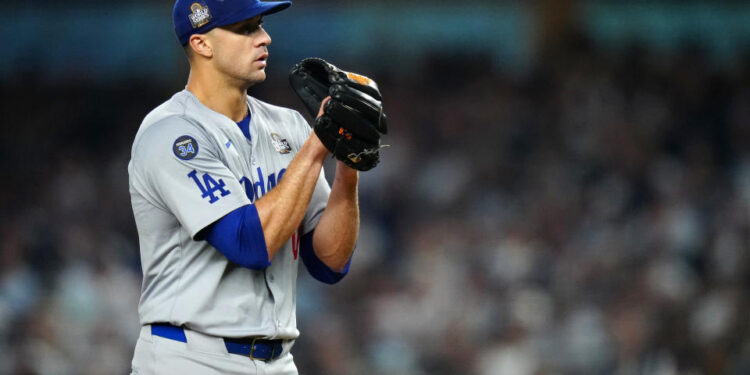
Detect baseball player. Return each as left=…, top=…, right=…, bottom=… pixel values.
left=127, top=0, right=386, bottom=374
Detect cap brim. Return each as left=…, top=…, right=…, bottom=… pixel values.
left=216, top=1, right=291, bottom=28
left=258, top=1, right=292, bottom=17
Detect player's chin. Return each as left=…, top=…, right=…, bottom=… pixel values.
left=245, top=70, right=267, bottom=85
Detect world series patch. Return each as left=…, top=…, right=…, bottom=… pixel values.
left=271, top=133, right=292, bottom=154
left=188, top=3, right=211, bottom=29
left=173, top=135, right=199, bottom=160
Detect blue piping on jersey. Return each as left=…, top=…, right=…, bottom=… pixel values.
left=204, top=204, right=270, bottom=270
left=300, top=230, right=351, bottom=284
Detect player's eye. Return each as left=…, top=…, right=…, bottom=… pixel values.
left=242, top=22, right=263, bottom=35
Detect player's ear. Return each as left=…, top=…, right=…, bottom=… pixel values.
left=188, top=34, right=213, bottom=58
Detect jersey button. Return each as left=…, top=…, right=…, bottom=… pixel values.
left=269, top=274, right=275, bottom=282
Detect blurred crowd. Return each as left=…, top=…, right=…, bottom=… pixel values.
left=1, top=29, right=749, bottom=375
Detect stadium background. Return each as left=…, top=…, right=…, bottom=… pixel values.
left=1, top=1, right=749, bottom=374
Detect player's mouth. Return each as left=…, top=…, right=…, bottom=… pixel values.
left=255, top=53, right=269, bottom=68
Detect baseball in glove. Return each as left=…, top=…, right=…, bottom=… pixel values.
left=289, top=58, right=388, bottom=171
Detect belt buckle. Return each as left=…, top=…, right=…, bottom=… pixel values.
left=248, top=337, right=282, bottom=362
left=248, top=337, right=260, bottom=360
left=249, top=338, right=275, bottom=362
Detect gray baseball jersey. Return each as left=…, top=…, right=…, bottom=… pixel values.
left=128, top=89, right=330, bottom=339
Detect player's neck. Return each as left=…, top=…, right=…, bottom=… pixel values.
left=186, top=70, right=249, bottom=122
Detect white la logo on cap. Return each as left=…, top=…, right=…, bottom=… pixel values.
left=188, top=3, right=211, bottom=28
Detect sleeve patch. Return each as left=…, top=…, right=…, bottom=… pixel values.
left=173, top=135, right=199, bottom=160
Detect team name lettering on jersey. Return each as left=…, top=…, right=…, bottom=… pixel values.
left=187, top=170, right=231, bottom=203
left=239, top=167, right=287, bottom=202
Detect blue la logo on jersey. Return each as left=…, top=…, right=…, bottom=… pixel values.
left=188, top=170, right=230, bottom=204
left=173, top=135, right=199, bottom=160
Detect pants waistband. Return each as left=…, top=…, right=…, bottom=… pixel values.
left=149, top=323, right=286, bottom=362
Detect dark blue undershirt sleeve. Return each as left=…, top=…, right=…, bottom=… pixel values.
left=203, top=204, right=270, bottom=270
left=300, top=229, right=352, bottom=284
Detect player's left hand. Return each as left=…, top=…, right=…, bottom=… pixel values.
left=289, top=58, right=388, bottom=171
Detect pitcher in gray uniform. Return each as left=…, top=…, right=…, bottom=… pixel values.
left=128, top=1, right=360, bottom=374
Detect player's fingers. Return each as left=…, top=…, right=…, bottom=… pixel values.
left=317, top=96, right=331, bottom=119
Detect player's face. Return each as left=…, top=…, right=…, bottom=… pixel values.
left=208, top=16, right=271, bottom=86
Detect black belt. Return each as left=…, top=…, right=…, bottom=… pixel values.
left=150, top=323, right=284, bottom=362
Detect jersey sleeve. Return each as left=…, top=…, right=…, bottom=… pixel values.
left=131, top=116, right=251, bottom=238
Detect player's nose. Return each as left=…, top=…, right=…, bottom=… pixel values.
left=256, top=28, right=271, bottom=47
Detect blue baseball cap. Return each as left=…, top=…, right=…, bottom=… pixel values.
left=173, top=0, right=292, bottom=45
